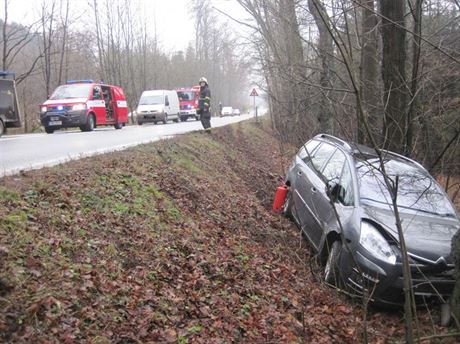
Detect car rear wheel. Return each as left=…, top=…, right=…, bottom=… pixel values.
left=324, top=240, right=342, bottom=286
left=114, top=123, right=123, bottom=129
left=45, top=127, right=54, bottom=134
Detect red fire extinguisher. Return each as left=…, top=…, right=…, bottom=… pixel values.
left=272, top=184, right=288, bottom=212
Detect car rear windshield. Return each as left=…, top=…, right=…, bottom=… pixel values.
left=177, top=91, right=195, bottom=101
left=356, top=157, right=456, bottom=217
left=139, top=95, right=163, bottom=105
left=50, top=84, right=92, bottom=99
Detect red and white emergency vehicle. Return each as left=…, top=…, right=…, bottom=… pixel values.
left=40, top=80, right=128, bottom=134
left=176, top=86, right=200, bottom=122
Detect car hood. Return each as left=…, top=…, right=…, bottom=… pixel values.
left=363, top=205, right=460, bottom=264
left=44, top=98, right=87, bottom=105
left=137, top=104, right=164, bottom=112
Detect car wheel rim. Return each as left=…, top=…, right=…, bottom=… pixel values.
left=324, top=241, right=341, bottom=284
left=283, top=191, right=291, bottom=213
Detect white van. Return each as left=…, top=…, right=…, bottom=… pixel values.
left=137, top=90, right=180, bottom=125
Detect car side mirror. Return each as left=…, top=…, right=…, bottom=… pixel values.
left=326, top=182, right=342, bottom=203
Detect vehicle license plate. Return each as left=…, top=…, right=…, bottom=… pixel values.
left=49, top=120, right=62, bottom=126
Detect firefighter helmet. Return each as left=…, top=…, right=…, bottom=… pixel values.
left=199, top=77, right=208, bottom=85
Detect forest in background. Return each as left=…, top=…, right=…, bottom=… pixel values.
left=1, top=0, right=250, bottom=132
left=235, top=1, right=460, bottom=341
left=236, top=0, right=459, bottom=195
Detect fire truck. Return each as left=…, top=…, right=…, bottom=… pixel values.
left=176, top=86, right=200, bottom=122
left=0, top=71, right=21, bottom=137
left=40, top=80, right=128, bottom=134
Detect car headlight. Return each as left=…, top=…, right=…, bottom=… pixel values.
left=72, top=103, right=86, bottom=111
left=41, top=106, right=47, bottom=113
left=359, top=222, right=396, bottom=265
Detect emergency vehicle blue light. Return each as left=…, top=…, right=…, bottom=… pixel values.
left=0, top=71, right=15, bottom=78
left=66, top=80, right=94, bottom=84
left=57, top=105, right=64, bottom=111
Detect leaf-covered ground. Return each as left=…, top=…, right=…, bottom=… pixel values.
left=0, top=120, right=457, bottom=343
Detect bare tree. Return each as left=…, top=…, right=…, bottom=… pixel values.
left=308, top=0, right=334, bottom=134
left=39, top=0, right=56, bottom=97
left=358, top=0, right=380, bottom=144
left=380, top=0, right=408, bottom=155
left=1, top=0, right=42, bottom=84
left=57, top=0, right=69, bottom=85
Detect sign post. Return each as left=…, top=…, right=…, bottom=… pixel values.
left=250, top=88, right=259, bottom=122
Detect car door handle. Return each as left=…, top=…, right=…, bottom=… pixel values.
left=311, top=187, right=317, bottom=193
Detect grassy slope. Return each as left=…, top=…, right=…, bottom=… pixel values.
left=0, top=120, right=454, bottom=343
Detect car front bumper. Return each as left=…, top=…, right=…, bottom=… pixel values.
left=180, top=109, right=197, bottom=117
left=40, top=110, right=87, bottom=128
left=340, top=245, right=455, bottom=306
left=137, top=112, right=165, bottom=122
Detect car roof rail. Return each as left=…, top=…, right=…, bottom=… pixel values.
left=0, top=71, right=16, bottom=79
left=315, top=133, right=352, bottom=151
left=66, top=79, right=94, bottom=84
left=380, top=149, right=426, bottom=170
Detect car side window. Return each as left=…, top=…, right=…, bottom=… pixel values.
left=339, top=162, right=354, bottom=206
left=311, top=143, right=336, bottom=173
left=322, top=149, right=346, bottom=184
left=298, top=140, right=320, bottom=166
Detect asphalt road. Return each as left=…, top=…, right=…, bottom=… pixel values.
left=0, top=114, right=255, bottom=177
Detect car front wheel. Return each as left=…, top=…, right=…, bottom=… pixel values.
left=81, top=114, right=95, bottom=132
left=282, top=188, right=293, bottom=219
left=324, top=240, right=342, bottom=286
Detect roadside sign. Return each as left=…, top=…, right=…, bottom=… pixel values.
left=250, top=88, right=259, bottom=122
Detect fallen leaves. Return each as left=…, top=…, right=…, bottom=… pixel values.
left=0, top=121, right=456, bottom=343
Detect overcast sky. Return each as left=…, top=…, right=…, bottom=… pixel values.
left=4, top=0, right=249, bottom=52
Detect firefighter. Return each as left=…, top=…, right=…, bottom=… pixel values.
left=198, top=77, right=211, bottom=131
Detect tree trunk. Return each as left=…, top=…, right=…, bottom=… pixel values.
left=380, top=0, right=408, bottom=155
left=57, top=0, right=70, bottom=85
left=452, top=229, right=460, bottom=322
left=406, top=0, right=423, bottom=157
left=308, top=0, right=334, bottom=134
left=358, top=0, right=380, bottom=144
left=2, top=0, right=8, bottom=71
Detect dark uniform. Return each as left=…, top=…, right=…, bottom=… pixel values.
left=198, top=82, right=211, bottom=130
